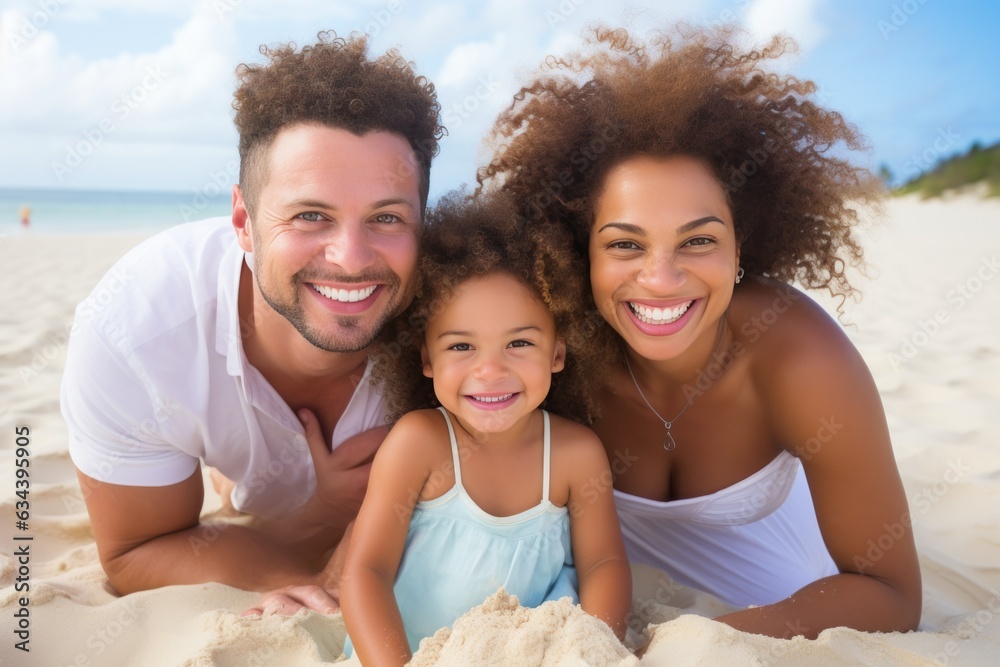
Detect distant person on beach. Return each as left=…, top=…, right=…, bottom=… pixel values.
left=19, top=205, right=30, bottom=228
left=60, top=32, right=443, bottom=597
left=339, top=195, right=630, bottom=663
left=479, top=25, right=922, bottom=637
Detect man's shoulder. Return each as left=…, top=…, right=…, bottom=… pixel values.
left=126, top=216, right=235, bottom=271
left=77, top=216, right=238, bottom=348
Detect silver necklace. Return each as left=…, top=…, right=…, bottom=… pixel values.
left=623, top=322, right=728, bottom=451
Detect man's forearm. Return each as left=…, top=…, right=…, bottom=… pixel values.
left=249, top=494, right=352, bottom=561
left=104, top=522, right=320, bottom=594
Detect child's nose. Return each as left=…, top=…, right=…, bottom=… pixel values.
left=473, top=353, right=508, bottom=381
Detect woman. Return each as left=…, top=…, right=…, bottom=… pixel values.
left=479, top=25, right=921, bottom=638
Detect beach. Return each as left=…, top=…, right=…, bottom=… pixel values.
left=1, top=193, right=999, bottom=665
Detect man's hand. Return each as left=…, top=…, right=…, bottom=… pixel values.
left=242, top=494, right=358, bottom=618
left=299, top=408, right=388, bottom=533
left=241, top=584, right=341, bottom=616
left=250, top=411, right=385, bottom=557
left=209, top=467, right=237, bottom=513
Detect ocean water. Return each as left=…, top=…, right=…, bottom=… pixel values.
left=0, top=187, right=232, bottom=236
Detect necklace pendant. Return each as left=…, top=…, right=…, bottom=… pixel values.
left=663, top=425, right=676, bottom=451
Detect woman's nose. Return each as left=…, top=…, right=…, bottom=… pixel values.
left=636, top=250, right=687, bottom=292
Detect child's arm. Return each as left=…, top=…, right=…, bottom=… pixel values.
left=561, top=421, right=632, bottom=641
left=340, top=411, right=437, bottom=666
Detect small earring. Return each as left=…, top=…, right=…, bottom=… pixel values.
left=735, top=267, right=745, bottom=284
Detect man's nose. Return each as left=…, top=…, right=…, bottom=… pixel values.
left=324, top=222, right=376, bottom=274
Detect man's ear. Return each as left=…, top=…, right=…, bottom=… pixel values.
left=232, top=184, right=254, bottom=253
left=420, top=345, right=433, bottom=378
left=551, top=338, right=567, bottom=374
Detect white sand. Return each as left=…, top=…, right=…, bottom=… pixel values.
left=2, top=195, right=999, bottom=665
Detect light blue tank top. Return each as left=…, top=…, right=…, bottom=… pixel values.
left=345, top=407, right=577, bottom=657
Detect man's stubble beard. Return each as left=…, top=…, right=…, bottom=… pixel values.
left=249, top=230, right=410, bottom=353
left=257, top=268, right=408, bottom=353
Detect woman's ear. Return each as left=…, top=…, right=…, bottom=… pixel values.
left=420, top=345, right=433, bottom=378
left=551, top=338, right=567, bottom=373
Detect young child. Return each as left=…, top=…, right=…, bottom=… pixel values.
left=340, top=194, right=632, bottom=664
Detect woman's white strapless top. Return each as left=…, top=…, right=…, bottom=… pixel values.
left=614, top=451, right=838, bottom=607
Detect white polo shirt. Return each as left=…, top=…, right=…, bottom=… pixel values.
left=61, top=217, right=387, bottom=517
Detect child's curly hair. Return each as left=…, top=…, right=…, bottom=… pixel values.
left=478, top=24, right=883, bottom=301
left=370, top=192, right=615, bottom=425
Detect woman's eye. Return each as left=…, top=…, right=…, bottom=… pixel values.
left=374, top=213, right=402, bottom=224
left=685, top=237, right=714, bottom=247
left=608, top=240, right=640, bottom=251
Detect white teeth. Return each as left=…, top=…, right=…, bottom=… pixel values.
left=312, top=284, right=377, bottom=302
left=471, top=394, right=514, bottom=403
left=629, top=301, right=692, bottom=325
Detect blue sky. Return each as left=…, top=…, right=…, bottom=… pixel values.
left=1, top=0, right=997, bottom=198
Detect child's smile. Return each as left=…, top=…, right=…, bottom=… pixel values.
left=421, top=273, right=566, bottom=439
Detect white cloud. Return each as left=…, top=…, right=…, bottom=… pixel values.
left=744, top=0, right=827, bottom=54
left=13, top=0, right=360, bottom=23
left=0, top=2, right=243, bottom=189
left=0, top=0, right=835, bottom=193
left=438, top=37, right=509, bottom=89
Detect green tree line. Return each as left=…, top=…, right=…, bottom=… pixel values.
left=887, top=142, right=1000, bottom=198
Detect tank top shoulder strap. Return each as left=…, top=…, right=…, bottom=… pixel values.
left=437, top=407, right=463, bottom=488
left=542, top=410, right=551, bottom=502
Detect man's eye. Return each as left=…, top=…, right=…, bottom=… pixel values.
left=298, top=212, right=324, bottom=222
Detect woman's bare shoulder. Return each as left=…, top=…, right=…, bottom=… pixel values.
left=730, top=278, right=881, bottom=440
left=731, top=278, right=874, bottom=394
left=731, top=277, right=853, bottom=355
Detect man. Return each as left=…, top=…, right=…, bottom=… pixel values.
left=60, top=32, right=442, bottom=600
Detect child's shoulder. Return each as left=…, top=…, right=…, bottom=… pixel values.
left=546, top=412, right=606, bottom=458
left=380, top=409, right=453, bottom=459
left=546, top=413, right=611, bottom=503
left=394, top=408, right=448, bottom=430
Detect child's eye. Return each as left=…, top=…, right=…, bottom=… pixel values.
left=508, top=340, right=533, bottom=348
left=448, top=343, right=473, bottom=351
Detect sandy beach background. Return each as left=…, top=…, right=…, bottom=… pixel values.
left=1, top=193, right=999, bottom=665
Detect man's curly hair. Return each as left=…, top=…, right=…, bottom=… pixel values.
left=370, top=193, right=616, bottom=425
left=233, top=31, right=444, bottom=215
left=478, top=25, right=883, bottom=301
